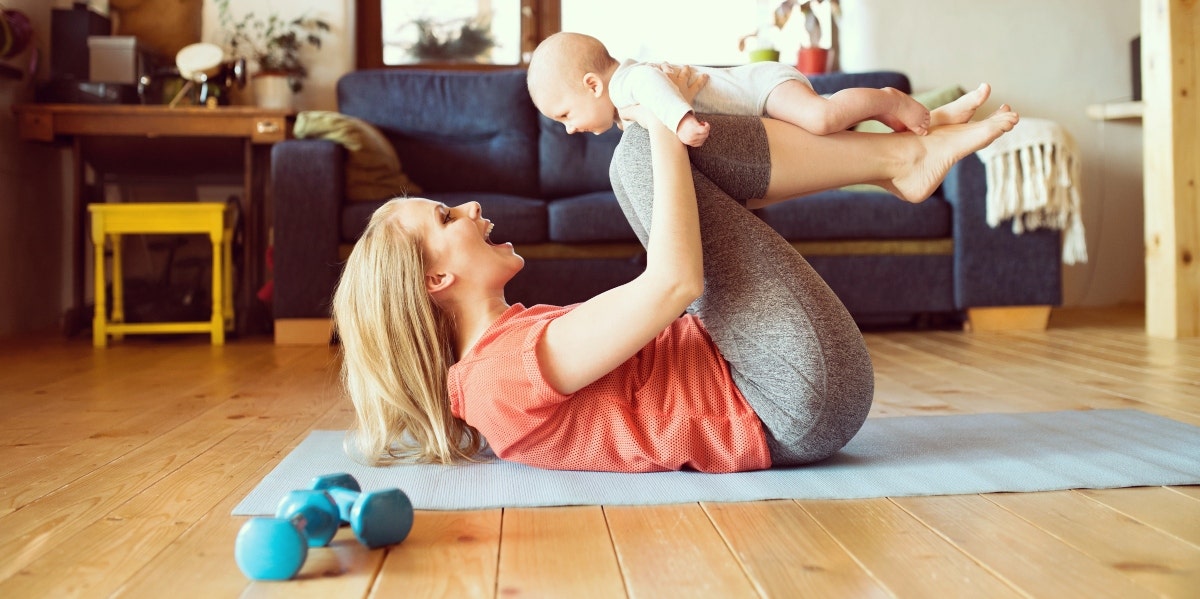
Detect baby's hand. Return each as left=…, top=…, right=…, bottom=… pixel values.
left=676, top=114, right=710, bottom=147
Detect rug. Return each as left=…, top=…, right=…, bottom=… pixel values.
left=233, top=410, right=1200, bottom=513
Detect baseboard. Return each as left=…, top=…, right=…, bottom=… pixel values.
left=274, top=318, right=333, bottom=345
left=965, top=306, right=1052, bottom=332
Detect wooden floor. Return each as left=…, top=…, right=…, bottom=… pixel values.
left=1, top=305, right=1197, bottom=598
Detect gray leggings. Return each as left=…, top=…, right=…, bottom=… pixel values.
left=608, top=114, right=874, bottom=466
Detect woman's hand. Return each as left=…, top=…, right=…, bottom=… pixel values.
left=653, top=63, right=711, bottom=146
left=654, top=63, right=708, bottom=104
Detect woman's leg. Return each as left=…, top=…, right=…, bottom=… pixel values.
left=610, top=115, right=874, bottom=465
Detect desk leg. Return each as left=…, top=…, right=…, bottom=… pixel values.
left=237, top=138, right=271, bottom=336
left=65, top=137, right=90, bottom=337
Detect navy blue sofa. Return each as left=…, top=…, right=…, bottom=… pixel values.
left=271, top=69, right=1061, bottom=343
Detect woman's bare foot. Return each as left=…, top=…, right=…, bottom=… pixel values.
left=930, top=83, right=991, bottom=127
left=891, top=104, right=1018, bottom=202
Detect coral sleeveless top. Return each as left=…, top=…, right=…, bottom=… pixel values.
left=447, top=304, right=771, bottom=473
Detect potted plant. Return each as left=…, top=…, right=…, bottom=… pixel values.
left=795, top=0, right=840, bottom=75
left=738, top=0, right=840, bottom=74
left=215, top=0, right=331, bottom=109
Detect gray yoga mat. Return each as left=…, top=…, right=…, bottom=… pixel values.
left=233, top=409, right=1200, bottom=513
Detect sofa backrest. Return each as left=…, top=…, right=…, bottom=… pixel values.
left=808, top=71, right=911, bottom=96
left=338, top=69, right=541, bottom=197
left=538, top=114, right=622, bottom=198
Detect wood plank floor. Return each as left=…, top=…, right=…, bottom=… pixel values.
left=1, top=305, right=1197, bottom=598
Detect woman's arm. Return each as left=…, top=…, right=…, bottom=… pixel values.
left=535, top=75, right=707, bottom=395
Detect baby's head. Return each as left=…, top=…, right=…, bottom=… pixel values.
left=527, top=32, right=620, bottom=136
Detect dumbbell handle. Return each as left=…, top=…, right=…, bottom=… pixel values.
left=276, top=490, right=339, bottom=547
left=325, top=486, right=359, bottom=523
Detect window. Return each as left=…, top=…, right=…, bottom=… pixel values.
left=560, top=0, right=766, bottom=66
left=356, top=0, right=780, bottom=69
left=357, top=0, right=552, bottom=69
left=380, top=0, right=523, bottom=65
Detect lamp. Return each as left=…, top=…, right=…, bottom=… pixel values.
left=167, top=42, right=245, bottom=107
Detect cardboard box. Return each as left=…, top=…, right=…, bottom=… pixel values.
left=88, top=36, right=141, bottom=84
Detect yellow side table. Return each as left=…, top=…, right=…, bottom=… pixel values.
left=89, top=203, right=234, bottom=347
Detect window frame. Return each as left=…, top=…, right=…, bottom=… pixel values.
left=355, top=0, right=561, bottom=70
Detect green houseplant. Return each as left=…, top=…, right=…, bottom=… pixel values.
left=738, top=0, right=840, bottom=73
left=215, top=0, right=331, bottom=93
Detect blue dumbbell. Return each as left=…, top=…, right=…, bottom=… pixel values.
left=311, top=473, right=413, bottom=549
left=234, top=489, right=339, bottom=580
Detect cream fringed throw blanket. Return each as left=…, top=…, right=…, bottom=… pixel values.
left=974, top=118, right=1088, bottom=265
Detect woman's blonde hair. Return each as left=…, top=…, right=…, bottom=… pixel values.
left=332, top=198, right=484, bottom=465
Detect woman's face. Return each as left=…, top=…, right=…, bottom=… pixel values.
left=396, top=198, right=524, bottom=293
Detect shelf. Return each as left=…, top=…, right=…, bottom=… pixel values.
left=1085, top=101, right=1144, bottom=121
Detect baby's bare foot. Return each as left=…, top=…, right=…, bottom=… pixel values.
left=885, top=87, right=931, bottom=135
left=930, top=83, right=991, bottom=127
left=870, top=114, right=911, bottom=133
left=892, top=104, right=1018, bottom=202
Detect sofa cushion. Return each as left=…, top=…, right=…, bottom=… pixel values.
left=293, top=110, right=424, bottom=201
left=340, top=192, right=548, bottom=245
left=755, top=190, right=952, bottom=240
left=337, top=69, right=540, bottom=197
left=548, top=191, right=639, bottom=243
left=538, top=114, right=622, bottom=198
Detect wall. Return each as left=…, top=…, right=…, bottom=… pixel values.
left=838, top=0, right=1144, bottom=306
left=0, top=0, right=1150, bottom=337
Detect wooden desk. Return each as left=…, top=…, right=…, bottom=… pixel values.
left=12, top=104, right=293, bottom=336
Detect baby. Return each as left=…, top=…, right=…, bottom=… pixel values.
left=528, top=32, right=958, bottom=147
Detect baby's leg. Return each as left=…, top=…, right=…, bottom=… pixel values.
left=765, top=80, right=931, bottom=136
left=751, top=105, right=1019, bottom=207
left=610, top=115, right=874, bottom=465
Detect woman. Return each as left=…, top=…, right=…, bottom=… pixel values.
left=333, top=70, right=1018, bottom=472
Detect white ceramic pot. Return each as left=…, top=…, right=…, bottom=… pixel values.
left=253, top=74, right=293, bottom=110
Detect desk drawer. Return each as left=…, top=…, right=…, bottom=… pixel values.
left=252, top=117, right=288, bottom=143
left=17, top=111, right=54, bottom=142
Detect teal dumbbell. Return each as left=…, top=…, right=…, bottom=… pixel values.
left=234, top=489, right=339, bottom=580
left=311, top=473, right=413, bottom=549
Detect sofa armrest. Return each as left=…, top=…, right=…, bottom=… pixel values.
left=943, top=153, right=1063, bottom=309
left=272, top=139, right=346, bottom=320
